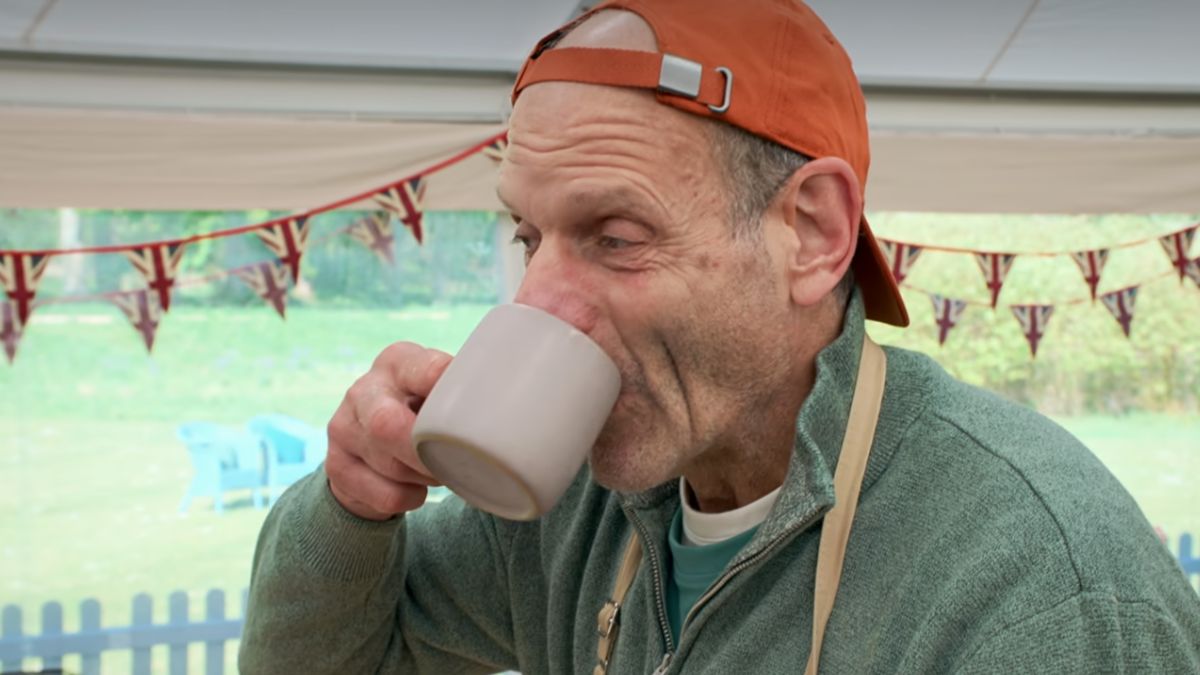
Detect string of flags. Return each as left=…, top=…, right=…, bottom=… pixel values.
left=0, top=126, right=1195, bottom=363
left=0, top=131, right=507, bottom=364
left=880, top=223, right=1198, bottom=356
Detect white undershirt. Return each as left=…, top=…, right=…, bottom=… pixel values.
left=679, top=477, right=783, bottom=547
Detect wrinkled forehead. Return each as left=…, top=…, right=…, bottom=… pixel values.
left=498, top=82, right=726, bottom=222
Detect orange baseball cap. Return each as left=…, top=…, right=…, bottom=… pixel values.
left=511, top=0, right=909, bottom=327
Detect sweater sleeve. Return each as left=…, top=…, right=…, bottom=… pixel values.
left=959, top=591, right=1200, bottom=674
left=238, top=467, right=520, bottom=675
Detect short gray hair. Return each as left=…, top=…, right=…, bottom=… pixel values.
left=708, top=122, right=857, bottom=304
left=707, top=122, right=810, bottom=236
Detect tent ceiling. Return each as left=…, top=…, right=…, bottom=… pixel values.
left=1, top=0, right=1198, bottom=215
left=5, top=0, right=1200, bottom=92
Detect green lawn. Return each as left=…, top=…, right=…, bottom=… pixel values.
left=0, top=303, right=1195, bottom=673
left=0, top=303, right=488, bottom=674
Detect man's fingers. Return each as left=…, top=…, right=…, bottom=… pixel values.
left=358, top=387, right=413, bottom=445
left=375, top=343, right=453, bottom=402
left=324, top=342, right=453, bottom=520
left=326, top=448, right=428, bottom=520
left=352, top=383, right=440, bottom=483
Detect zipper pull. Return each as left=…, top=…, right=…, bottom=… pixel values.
left=651, top=651, right=672, bottom=675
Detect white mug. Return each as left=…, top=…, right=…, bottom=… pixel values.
left=411, top=303, right=621, bottom=520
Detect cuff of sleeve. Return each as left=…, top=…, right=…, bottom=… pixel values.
left=288, top=466, right=405, bottom=583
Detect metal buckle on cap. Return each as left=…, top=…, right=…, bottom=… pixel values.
left=658, top=54, right=703, bottom=98
left=708, top=67, right=733, bottom=114
left=658, top=54, right=733, bottom=115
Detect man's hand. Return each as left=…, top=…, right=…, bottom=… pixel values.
left=325, top=342, right=452, bottom=521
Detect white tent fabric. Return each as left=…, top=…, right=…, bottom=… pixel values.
left=1, top=0, right=1198, bottom=214
left=4, top=105, right=1200, bottom=215
left=0, top=106, right=508, bottom=211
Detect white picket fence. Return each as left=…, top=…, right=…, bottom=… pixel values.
left=0, top=590, right=244, bottom=675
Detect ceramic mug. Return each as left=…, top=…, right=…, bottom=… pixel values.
left=411, top=303, right=621, bottom=520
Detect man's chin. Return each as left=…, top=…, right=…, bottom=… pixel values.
left=587, top=444, right=674, bottom=495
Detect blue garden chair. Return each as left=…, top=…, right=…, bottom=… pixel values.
left=1179, top=532, right=1199, bottom=583
left=176, top=422, right=265, bottom=513
left=247, top=414, right=328, bottom=505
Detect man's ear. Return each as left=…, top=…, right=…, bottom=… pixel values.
left=773, top=157, right=861, bottom=307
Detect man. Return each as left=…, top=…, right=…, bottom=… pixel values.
left=240, top=1, right=1200, bottom=672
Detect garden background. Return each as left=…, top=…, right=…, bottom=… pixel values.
left=1, top=207, right=1197, bottom=673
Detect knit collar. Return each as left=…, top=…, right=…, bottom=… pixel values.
left=620, top=291, right=871, bottom=561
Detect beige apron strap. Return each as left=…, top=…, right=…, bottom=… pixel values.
left=593, top=531, right=643, bottom=675
left=595, top=335, right=886, bottom=675
left=804, top=335, right=887, bottom=675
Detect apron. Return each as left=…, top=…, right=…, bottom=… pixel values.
left=595, top=335, right=887, bottom=674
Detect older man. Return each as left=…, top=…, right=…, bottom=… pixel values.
left=240, top=1, right=1200, bottom=673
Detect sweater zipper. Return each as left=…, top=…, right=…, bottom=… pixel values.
left=675, top=510, right=825, bottom=657
left=623, top=508, right=676, bottom=656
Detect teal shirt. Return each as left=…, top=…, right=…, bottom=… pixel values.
left=666, top=506, right=759, bottom=642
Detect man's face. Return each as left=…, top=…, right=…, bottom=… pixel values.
left=497, top=82, right=799, bottom=493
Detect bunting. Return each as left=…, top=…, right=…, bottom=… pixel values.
left=233, top=260, right=290, bottom=319
left=0, top=129, right=1194, bottom=364
left=374, top=177, right=427, bottom=244
left=929, top=294, right=968, bottom=346
left=124, top=243, right=186, bottom=312
left=1186, top=258, right=1200, bottom=288
left=0, top=252, right=52, bottom=324
left=1070, top=249, right=1109, bottom=301
left=1011, top=304, right=1055, bottom=357
left=347, top=211, right=396, bottom=267
left=879, top=240, right=923, bottom=285
left=256, top=216, right=311, bottom=284
left=110, top=290, right=163, bottom=353
left=974, top=253, right=1017, bottom=309
left=1, top=301, right=22, bottom=364
left=1100, top=286, right=1138, bottom=338
left=1159, top=226, right=1197, bottom=281
left=481, top=135, right=508, bottom=163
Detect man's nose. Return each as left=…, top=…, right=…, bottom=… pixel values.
left=512, top=245, right=599, bottom=336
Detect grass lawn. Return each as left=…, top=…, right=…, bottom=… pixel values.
left=0, top=303, right=489, bottom=674
left=0, top=303, right=1195, bottom=673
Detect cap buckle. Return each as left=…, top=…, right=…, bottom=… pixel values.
left=708, top=67, right=733, bottom=114
left=658, top=54, right=702, bottom=98
left=657, top=54, right=732, bottom=115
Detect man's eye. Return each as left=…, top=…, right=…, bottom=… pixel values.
left=597, top=235, right=634, bottom=250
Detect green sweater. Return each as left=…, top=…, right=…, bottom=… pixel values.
left=240, top=295, right=1200, bottom=674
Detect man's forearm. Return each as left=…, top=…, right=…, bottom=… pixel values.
left=239, top=469, right=409, bottom=674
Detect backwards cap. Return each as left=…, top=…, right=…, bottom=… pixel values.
left=511, top=0, right=909, bottom=327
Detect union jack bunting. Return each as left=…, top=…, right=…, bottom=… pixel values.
left=481, top=135, right=508, bottom=164
left=374, top=177, right=427, bottom=244
left=256, top=216, right=311, bottom=284
left=1069, top=248, right=1109, bottom=302
left=1, top=301, right=22, bottom=365
left=234, top=260, right=290, bottom=319
left=1100, top=286, right=1138, bottom=338
left=124, top=243, right=186, bottom=312
left=1185, top=258, right=1200, bottom=288
left=879, top=240, right=923, bottom=285
left=110, top=289, right=163, bottom=353
left=0, top=252, right=52, bottom=324
left=974, top=253, right=1017, bottom=309
left=1158, top=225, right=1197, bottom=281
left=347, top=211, right=396, bottom=267
left=929, top=294, right=968, bottom=347
left=1010, top=304, right=1055, bottom=358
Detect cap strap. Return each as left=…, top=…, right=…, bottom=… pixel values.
left=513, top=47, right=727, bottom=110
